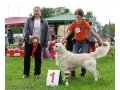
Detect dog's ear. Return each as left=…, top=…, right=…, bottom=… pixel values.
left=60, top=43, right=66, bottom=51
left=105, top=37, right=109, bottom=42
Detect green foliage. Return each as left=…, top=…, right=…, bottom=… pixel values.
left=85, top=11, right=115, bottom=38
left=85, top=11, right=96, bottom=22
left=41, top=7, right=70, bottom=18
left=84, top=11, right=102, bottom=32
left=6, top=26, right=23, bottom=34
left=41, top=7, right=55, bottom=18
left=99, top=22, right=115, bottom=37
left=54, top=7, right=70, bottom=16
left=110, top=46, right=115, bottom=56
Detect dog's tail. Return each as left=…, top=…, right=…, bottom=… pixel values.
left=90, top=42, right=110, bottom=59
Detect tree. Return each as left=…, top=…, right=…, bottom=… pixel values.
left=6, top=26, right=23, bottom=34
left=41, top=7, right=55, bottom=18
left=84, top=11, right=102, bottom=32
left=84, top=11, right=115, bottom=38
left=41, top=7, right=70, bottom=18
left=54, top=7, right=70, bottom=16
left=99, top=22, right=115, bottom=37
left=85, top=11, right=94, bottom=21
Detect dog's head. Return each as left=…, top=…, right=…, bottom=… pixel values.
left=54, top=43, right=66, bottom=54
left=101, top=42, right=110, bottom=49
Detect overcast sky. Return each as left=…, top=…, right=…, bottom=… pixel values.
left=5, top=0, right=115, bottom=25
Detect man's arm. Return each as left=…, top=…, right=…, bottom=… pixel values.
left=24, top=18, right=32, bottom=39
left=89, top=28, right=103, bottom=44
left=44, top=21, right=49, bottom=47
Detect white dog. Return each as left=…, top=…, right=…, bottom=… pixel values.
left=54, top=42, right=110, bottom=85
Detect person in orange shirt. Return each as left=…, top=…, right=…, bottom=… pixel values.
left=60, top=8, right=106, bottom=80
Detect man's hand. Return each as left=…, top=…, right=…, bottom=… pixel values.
left=29, top=35, right=33, bottom=40
left=102, top=42, right=108, bottom=46
left=101, top=41, right=107, bottom=46
left=42, top=47, right=46, bottom=49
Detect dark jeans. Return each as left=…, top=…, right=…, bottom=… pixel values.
left=8, top=38, right=13, bottom=46
left=88, top=42, right=96, bottom=53
left=71, top=40, right=88, bottom=77
left=24, top=42, right=42, bottom=76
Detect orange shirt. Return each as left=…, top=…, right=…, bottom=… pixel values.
left=68, top=20, right=91, bottom=41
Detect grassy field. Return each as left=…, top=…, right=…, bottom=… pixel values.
left=5, top=54, right=115, bottom=90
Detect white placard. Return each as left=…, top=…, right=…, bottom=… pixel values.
left=75, top=27, right=81, bottom=33
left=46, top=70, right=60, bottom=86
left=6, top=54, right=10, bottom=56
left=14, top=53, right=20, bottom=56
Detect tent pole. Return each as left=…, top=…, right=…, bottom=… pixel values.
left=17, top=26, right=20, bottom=43
left=64, top=20, right=66, bottom=35
left=54, top=24, right=58, bottom=36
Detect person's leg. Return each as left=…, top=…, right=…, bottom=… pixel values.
left=81, top=68, right=86, bottom=77
left=71, top=42, right=80, bottom=77
left=11, top=38, right=13, bottom=44
left=45, top=48, right=52, bottom=60
left=91, top=42, right=96, bottom=52
left=41, top=48, right=43, bottom=60
left=34, top=44, right=42, bottom=75
left=24, top=42, right=33, bottom=76
left=80, top=41, right=88, bottom=77
left=8, top=39, right=10, bottom=47
left=88, top=42, right=91, bottom=53
left=70, top=70, right=76, bottom=77
left=72, top=42, right=80, bottom=53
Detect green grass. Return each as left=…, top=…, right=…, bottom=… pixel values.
left=5, top=54, right=115, bottom=90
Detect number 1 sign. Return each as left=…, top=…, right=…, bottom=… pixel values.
left=46, top=70, right=60, bottom=86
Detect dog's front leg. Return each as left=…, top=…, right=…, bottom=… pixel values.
left=64, top=71, right=70, bottom=86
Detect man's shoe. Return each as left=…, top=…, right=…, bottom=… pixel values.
left=22, top=75, right=29, bottom=79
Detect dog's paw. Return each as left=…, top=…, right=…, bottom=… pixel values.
left=66, top=82, right=68, bottom=86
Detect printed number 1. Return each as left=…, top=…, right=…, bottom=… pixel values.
left=50, top=72, right=55, bottom=83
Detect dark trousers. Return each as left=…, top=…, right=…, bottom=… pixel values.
left=71, top=68, right=86, bottom=77
left=8, top=38, right=13, bottom=46
left=88, top=42, right=96, bottom=53
left=24, top=42, right=42, bottom=76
